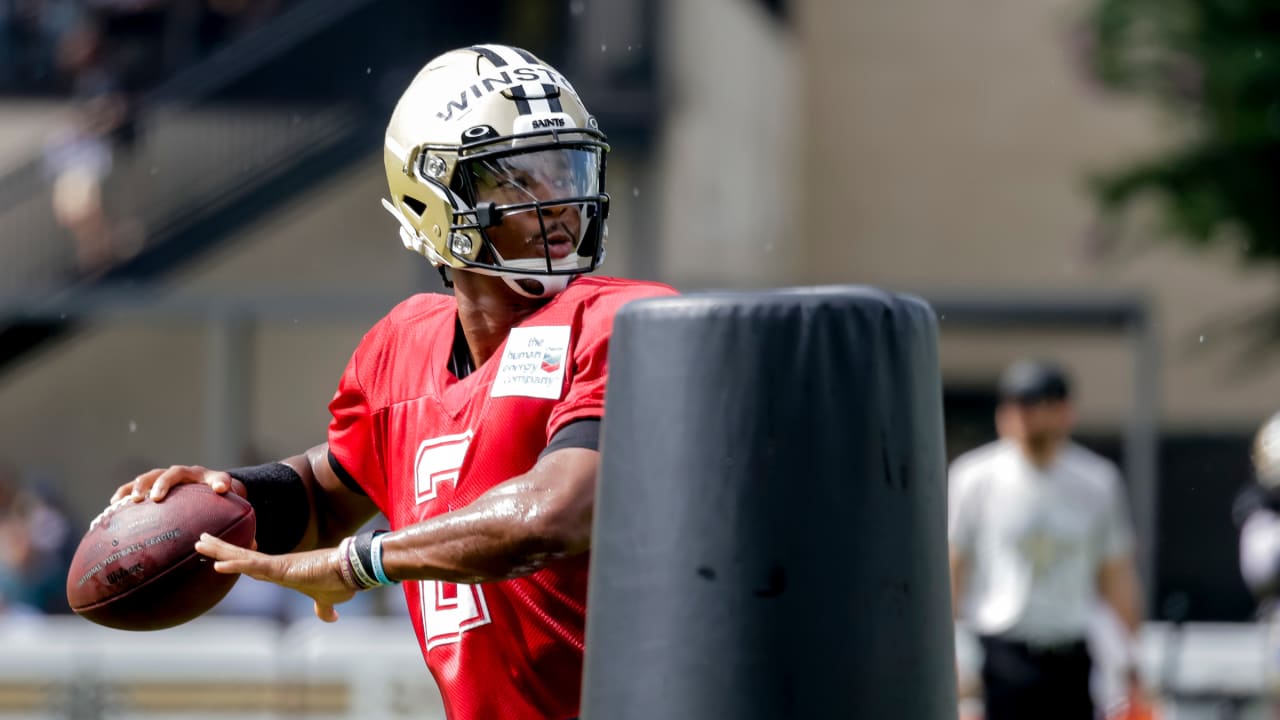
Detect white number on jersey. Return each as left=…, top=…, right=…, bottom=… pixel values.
left=411, top=431, right=492, bottom=647
left=414, top=431, right=473, bottom=504
left=419, top=579, right=493, bottom=650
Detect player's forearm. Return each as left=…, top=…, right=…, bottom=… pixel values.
left=1111, top=585, right=1143, bottom=637
left=382, top=491, right=584, bottom=583
left=380, top=449, right=597, bottom=583
left=278, top=444, right=375, bottom=552
left=1098, top=556, right=1144, bottom=636
left=269, top=450, right=322, bottom=552
left=949, top=550, right=967, bottom=621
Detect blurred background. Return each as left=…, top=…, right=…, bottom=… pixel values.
left=0, top=0, right=1278, bottom=717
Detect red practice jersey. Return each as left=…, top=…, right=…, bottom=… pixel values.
left=327, top=276, right=677, bottom=720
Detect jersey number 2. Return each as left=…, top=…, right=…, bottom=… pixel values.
left=413, top=432, right=492, bottom=649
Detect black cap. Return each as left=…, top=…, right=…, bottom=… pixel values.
left=997, top=359, right=1071, bottom=403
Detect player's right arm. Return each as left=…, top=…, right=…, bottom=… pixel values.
left=107, top=442, right=378, bottom=553
left=946, top=457, right=980, bottom=621
left=949, top=550, right=968, bottom=621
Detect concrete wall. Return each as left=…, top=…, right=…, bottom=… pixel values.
left=653, top=0, right=1280, bottom=433
left=789, top=0, right=1280, bottom=432
left=655, top=0, right=800, bottom=288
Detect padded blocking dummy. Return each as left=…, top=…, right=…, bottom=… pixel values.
left=581, top=286, right=956, bottom=719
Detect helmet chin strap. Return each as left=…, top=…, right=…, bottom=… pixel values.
left=465, top=257, right=581, bottom=298
left=382, top=198, right=593, bottom=298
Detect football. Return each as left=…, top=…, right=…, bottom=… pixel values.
left=66, top=483, right=256, bottom=631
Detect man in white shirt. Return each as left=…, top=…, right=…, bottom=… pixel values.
left=949, top=359, right=1145, bottom=720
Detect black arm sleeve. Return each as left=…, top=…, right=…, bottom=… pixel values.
left=225, top=463, right=310, bottom=554
left=539, top=418, right=601, bottom=460
left=327, top=450, right=368, bottom=497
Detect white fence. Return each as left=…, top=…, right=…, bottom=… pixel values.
left=0, top=615, right=442, bottom=720
left=1, top=614, right=1278, bottom=719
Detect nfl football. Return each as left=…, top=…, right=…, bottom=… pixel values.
left=66, top=483, right=255, bottom=631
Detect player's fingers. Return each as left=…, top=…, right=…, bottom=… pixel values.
left=110, top=481, right=138, bottom=503
left=123, top=468, right=166, bottom=502
left=210, top=560, right=239, bottom=575
left=194, top=534, right=225, bottom=560
left=226, top=477, right=249, bottom=501
left=150, top=465, right=207, bottom=501
left=196, top=532, right=248, bottom=554
left=202, top=469, right=234, bottom=495
left=195, top=534, right=278, bottom=582
left=313, top=600, right=339, bottom=623
left=196, top=532, right=254, bottom=563
left=206, top=555, right=266, bottom=580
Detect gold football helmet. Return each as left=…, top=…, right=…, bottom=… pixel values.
left=381, top=44, right=609, bottom=298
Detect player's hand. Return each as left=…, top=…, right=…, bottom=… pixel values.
left=1109, top=666, right=1156, bottom=720
left=109, top=465, right=247, bottom=504
left=194, top=534, right=356, bottom=622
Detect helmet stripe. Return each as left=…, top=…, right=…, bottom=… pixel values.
left=509, top=46, right=540, bottom=64
left=543, top=85, right=563, bottom=113
left=471, top=44, right=552, bottom=115
left=474, top=44, right=531, bottom=68
left=470, top=45, right=509, bottom=67
left=505, top=84, right=536, bottom=116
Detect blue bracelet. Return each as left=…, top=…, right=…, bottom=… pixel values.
left=370, top=531, right=398, bottom=585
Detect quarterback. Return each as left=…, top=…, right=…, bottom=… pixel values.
left=106, top=44, right=676, bottom=719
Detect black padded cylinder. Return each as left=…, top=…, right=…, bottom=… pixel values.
left=581, top=286, right=955, bottom=719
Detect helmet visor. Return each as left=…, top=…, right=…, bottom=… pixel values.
left=468, top=147, right=600, bottom=205
left=451, top=145, right=606, bottom=274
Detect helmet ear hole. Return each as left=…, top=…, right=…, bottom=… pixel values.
left=402, top=196, right=427, bottom=217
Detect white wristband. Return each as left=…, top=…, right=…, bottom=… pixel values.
left=370, top=532, right=398, bottom=585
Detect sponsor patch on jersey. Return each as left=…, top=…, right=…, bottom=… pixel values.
left=491, top=326, right=571, bottom=400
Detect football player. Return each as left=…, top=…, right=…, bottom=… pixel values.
left=1236, top=410, right=1280, bottom=604
left=1234, top=410, right=1280, bottom=714
left=107, top=44, right=676, bottom=720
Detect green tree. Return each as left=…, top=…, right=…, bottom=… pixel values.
left=1085, top=0, right=1280, bottom=262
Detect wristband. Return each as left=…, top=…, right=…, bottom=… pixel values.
left=370, top=531, right=397, bottom=585
left=335, top=536, right=359, bottom=591
left=346, top=534, right=379, bottom=590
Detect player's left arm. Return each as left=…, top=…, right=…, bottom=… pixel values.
left=1096, top=553, right=1143, bottom=635
left=194, top=445, right=599, bottom=620
left=380, top=445, right=598, bottom=583
left=1096, top=470, right=1146, bottom=696
left=1096, top=468, right=1144, bottom=636
left=1097, top=551, right=1146, bottom=699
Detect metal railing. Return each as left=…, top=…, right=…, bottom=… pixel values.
left=0, top=0, right=387, bottom=301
